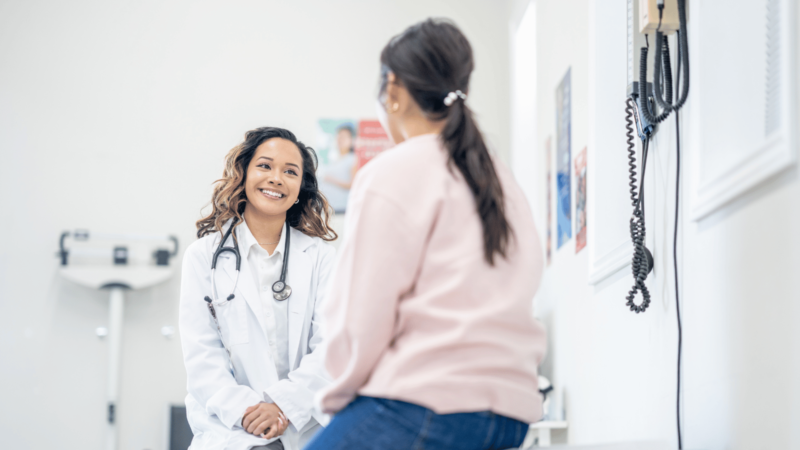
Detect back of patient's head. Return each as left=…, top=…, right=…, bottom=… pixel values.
left=379, top=19, right=512, bottom=265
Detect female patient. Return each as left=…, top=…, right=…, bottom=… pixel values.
left=307, top=19, right=547, bottom=450
left=179, top=127, right=337, bottom=450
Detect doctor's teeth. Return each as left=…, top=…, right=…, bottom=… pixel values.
left=260, top=189, right=283, bottom=198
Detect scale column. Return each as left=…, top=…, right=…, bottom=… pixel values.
left=106, top=286, right=126, bottom=450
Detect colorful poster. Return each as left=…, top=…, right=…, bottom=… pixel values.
left=575, top=147, right=587, bottom=253
left=556, top=68, right=572, bottom=248
left=355, top=120, right=391, bottom=169
left=317, top=118, right=391, bottom=213
left=546, top=137, right=552, bottom=265
left=316, top=119, right=357, bottom=214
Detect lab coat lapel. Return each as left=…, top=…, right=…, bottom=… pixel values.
left=287, top=228, right=312, bottom=368
left=219, top=245, right=268, bottom=340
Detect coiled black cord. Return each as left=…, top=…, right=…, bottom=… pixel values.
left=658, top=2, right=690, bottom=111
left=625, top=98, right=651, bottom=313
left=639, top=0, right=690, bottom=125
left=626, top=99, right=638, bottom=203
left=639, top=38, right=674, bottom=125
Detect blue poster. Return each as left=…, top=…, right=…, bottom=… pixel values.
left=556, top=68, right=572, bottom=248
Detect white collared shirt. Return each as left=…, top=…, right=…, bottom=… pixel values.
left=239, top=220, right=290, bottom=380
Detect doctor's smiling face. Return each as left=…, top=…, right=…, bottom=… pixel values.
left=195, top=127, right=337, bottom=242
left=244, top=138, right=304, bottom=219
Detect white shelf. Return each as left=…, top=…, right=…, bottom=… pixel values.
left=521, top=420, right=568, bottom=448
left=530, top=420, right=568, bottom=430
left=60, top=266, right=173, bottom=290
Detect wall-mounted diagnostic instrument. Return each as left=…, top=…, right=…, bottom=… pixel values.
left=625, top=0, right=689, bottom=447
left=625, top=0, right=688, bottom=314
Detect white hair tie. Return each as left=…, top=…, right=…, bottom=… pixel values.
left=443, top=90, right=467, bottom=106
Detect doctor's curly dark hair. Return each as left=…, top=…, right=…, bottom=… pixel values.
left=196, top=127, right=338, bottom=241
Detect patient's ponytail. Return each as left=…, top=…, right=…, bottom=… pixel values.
left=379, top=18, right=511, bottom=265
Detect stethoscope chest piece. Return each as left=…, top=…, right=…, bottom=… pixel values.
left=272, top=282, right=292, bottom=301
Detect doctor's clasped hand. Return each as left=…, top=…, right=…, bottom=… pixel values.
left=243, top=402, right=290, bottom=440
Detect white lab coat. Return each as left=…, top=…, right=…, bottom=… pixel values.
left=179, top=222, right=336, bottom=450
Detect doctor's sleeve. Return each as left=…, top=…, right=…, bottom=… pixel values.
left=317, top=189, right=425, bottom=414
left=178, top=241, right=263, bottom=430
left=263, top=244, right=336, bottom=431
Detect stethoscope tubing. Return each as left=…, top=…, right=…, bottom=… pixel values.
left=210, top=222, right=241, bottom=303
left=203, top=218, right=292, bottom=375
left=271, top=223, right=292, bottom=300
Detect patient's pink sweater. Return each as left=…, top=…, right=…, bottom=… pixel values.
left=318, top=133, right=546, bottom=423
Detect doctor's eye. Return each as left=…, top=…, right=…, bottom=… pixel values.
left=257, top=163, right=272, bottom=170
left=285, top=169, right=298, bottom=176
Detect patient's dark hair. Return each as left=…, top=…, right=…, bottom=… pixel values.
left=379, top=18, right=511, bottom=265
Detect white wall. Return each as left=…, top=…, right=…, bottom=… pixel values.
left=511, top=0, right=800, bottom=449
left=0, top=1, right=513, bottom=449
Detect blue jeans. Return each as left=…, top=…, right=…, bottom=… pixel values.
left=304, top=397, right=528, bottom=450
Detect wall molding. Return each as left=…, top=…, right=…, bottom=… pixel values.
left=587, top=0, right=639, bottom=286
left=588, top=239, right=631, bottom=285
left=691, top=133, right=794, bottom=220
left=690, top=0, right=797, bottom=221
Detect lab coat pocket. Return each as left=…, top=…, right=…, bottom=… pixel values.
left=212, top=298, right=250, bottom=346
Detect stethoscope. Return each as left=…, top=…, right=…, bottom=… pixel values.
left=203, top=218, right=293, bottom=365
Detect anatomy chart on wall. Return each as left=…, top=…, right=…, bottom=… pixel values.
left=575, top=146, right=587, bottom=253
left=555, top=68, right=572, bottom=249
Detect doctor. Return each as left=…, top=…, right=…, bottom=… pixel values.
left=180, top=127, right=338, bottom=450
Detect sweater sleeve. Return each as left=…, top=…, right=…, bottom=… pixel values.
left=316, top=185, right=427, bottom=414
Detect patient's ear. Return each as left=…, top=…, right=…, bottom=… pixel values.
left=384, top=72, right=399, bottom=105
left=385, top=73, right=415, bottom=116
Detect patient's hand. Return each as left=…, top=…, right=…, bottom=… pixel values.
left=242, top=402, right=290, bottom=439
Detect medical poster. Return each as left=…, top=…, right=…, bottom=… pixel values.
left=316, top=118, right=391, bottom=214
left=556, top=68, right=572, bottom=249
left=316, top=119, right=358, bottom=214
left=355, top=120, right=391, bottom=169
left=546, top=136, right=553, bottom=265
left=575, top=147, right=587, bottom=253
